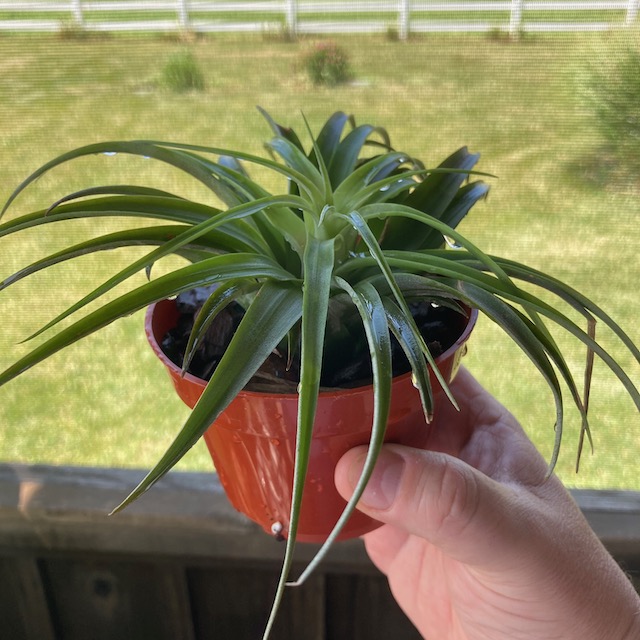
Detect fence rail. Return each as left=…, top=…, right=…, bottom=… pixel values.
left=0, top=0, right=638, bottom=37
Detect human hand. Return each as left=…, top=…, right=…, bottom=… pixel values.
left=335, top=368, right=640, bottom=640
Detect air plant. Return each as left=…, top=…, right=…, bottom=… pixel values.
left=1, top=109, right=638, bottom=637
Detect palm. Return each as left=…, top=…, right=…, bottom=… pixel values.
left=356, top=368, right=629, bottom=640
left=364, top=521, right=556, bottom=639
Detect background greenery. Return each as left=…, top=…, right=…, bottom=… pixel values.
left=0, top=29, right=638, bottom=488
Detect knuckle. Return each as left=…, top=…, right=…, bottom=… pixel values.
left=419, top=456, right=479, bottom=539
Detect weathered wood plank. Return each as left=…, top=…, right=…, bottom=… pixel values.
left=572, top=488, right=640, bottom=547
left=0, top=556, right=55, bottom=640
left=188, top=564, right=325, bottom=640
left=1, top=464, right=639, bottom=567
left=325, top=573, right=422, bottom=640
left=0, top=464, right=638, bottom=638
left=2, top=464, right=640, bottom=571
left=0, top=463, right=371, bottom=568
left=39, top=557, right=195, bottom=640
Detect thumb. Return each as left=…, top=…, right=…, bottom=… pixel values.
left=335, top=444, right=534, bottom=568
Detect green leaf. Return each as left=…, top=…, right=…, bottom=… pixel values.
left=345, top=210, right=455, bottom=414
left=6, top=194, right=273, bottom=259
left=174, top=150, right=256, bottom=208
left=265, top=136, right=325, bottom=203
left=382, top=147, right=484, bottom=249
left=0, top=225, right=250, bottom=293
left=0, top=196, right=218, bottom=239
left=182, top=279, right=260, bottom=374
left=111, top=280, right=304, bottom=513
left=370, top=250, right=640, bottom=414
left=340, top=166, right=489, bottom=217
left=405, top=146, right=481, bottom=209
left=359, top=203, right=555, bottom=347
left=333, top=151, right=411, bottom=210
left=1, top=140, right=234, bottom=216
left=312, top=111, right=350, bottom=168
left=47, top=185, right=186, bottom=209
left=289, top=277, right=392, bottom=587
left=257, top=106, right=306, bottom=151
left=453, top=281, right=571, bottom=473
left=24, top=194, right=304, bottom=339
left=1, top=136, right=327, bottom=223
left=0, top=253, right=296, bottom=388
left=329, top=124, right=386, bottom=187
left=486, top=254, right=640, bottom=363
left=262, top=236, right=335, bottom=639
left=301, top=113, right=335, bottom=206
left=417, top=180, right=491, bottom=250
left=381, top=296, right=434, bottom=422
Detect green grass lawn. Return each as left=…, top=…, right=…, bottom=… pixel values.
left=0, top=30, right=638, bottom=489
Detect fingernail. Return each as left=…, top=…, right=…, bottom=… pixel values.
left=349, top=450, right=405, bottom=511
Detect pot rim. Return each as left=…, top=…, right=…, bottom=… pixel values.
left=145, top=299, right=478, bottom=400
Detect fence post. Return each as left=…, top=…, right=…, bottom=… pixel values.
left=286, top=0, right=298, bottom=37
left=72, top=0, right=84, bottom=27
left=626, top=0, right=639, bottom=25
left=509, top=0, right=523, bottom=37
left=398, top=0, right=410, bottom=40
left=177, top=0, right=190, bottom=31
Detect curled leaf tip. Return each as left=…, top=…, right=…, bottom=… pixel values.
left=285, top=578, right=303, bottom=588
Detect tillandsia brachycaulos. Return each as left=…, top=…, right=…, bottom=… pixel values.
left=1, top=108, right=639, bottom=637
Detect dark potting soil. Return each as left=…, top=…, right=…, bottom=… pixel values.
left=161, top=286, right=468, bottom=393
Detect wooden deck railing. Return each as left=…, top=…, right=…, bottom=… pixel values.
left=1, top=463, right=639, bottom=639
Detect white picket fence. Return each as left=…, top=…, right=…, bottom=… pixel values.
left=0, top=0, right=638, bottom=37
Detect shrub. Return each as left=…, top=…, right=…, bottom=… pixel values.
left=58, top=20, right=89, bottom=40
left=161, top=50, right=205, bottom=93
left=303, top=41, right=352, bottom=86
left=262, top=22, right=296, bottom=43
left=386, top=25, right=400, bottom=42
left=581, top=36, right=640, bottom=174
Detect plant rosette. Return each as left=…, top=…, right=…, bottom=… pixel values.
left=1, top=109, right=638, bottom=638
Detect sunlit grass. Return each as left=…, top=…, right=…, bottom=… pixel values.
left=0, top=31, right=638, bottom=488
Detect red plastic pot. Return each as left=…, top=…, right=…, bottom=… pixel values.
left=146, top=299, right=477, bottom=543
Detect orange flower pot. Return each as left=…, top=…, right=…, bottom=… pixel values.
left=146, top=299, right=477, bottom=543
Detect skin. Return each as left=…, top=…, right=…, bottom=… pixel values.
left=334, top=368, right=640, bottom=640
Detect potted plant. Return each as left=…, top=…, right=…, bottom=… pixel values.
left=1, top=109, right=638, bottom=637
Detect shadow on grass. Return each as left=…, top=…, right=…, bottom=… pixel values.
left=565, top=145, right=640, bottom=196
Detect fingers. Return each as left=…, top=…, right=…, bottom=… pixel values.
left=342, top=447, right=640, bottom=640
left=335, top=444, right=536, bottom=570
